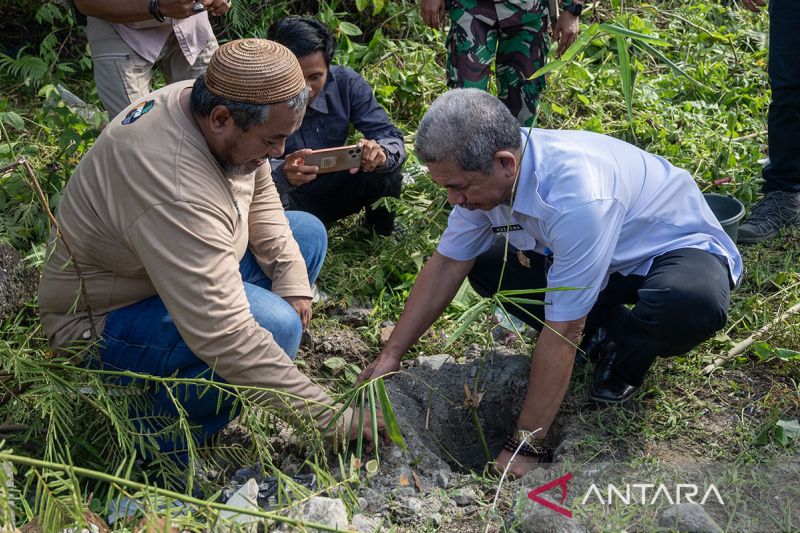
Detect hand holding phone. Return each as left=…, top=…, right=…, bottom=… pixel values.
left=304, top=144, right=363, bottom=174
left=284, top=149, right=320, bottom=187
left=357, top=139, right=387, bottom=173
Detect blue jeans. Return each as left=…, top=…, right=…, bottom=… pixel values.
left=94, top=211, right=326, bottom=459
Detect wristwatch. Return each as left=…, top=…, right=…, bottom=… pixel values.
left=564, top=2, right=583, bottom=16
left=148, top=0, right=165, bottom=22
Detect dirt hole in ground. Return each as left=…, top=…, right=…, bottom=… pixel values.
left=384, top=351, right=565, bottom=473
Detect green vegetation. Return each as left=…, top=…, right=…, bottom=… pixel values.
left=0, top=0, right=797, bottom=530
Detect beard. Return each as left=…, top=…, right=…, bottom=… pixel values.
left=213, top=136, right=257, bottom=178
left=221, top=160, right=254, bottom=178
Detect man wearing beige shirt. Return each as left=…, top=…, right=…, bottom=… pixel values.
left=74, top=0, right=231, bottom=118
left=39, top=39, right=380, bottom=463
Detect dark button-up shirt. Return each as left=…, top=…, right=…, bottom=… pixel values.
left=271, top=65, right=406, bottom=205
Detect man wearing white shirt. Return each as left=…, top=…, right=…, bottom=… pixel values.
left=358, top=88, right=742, bottom=478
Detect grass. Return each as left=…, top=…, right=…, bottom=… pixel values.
left=0, top=0, right=798, bottom=530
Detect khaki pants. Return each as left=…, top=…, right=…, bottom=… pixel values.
left=86, top=17, right=218, bottom=119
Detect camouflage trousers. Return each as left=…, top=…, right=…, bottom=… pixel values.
left=446, top=0, right=550, bottom=126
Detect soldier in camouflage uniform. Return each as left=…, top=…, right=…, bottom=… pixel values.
left=420, top=0, right=584, bottom=126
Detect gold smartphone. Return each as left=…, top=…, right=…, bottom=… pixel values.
left=304, top=144, right=363, bottom=174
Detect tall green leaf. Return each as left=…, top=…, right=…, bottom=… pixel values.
left=443, top=298, right=492, bottom=349
left=599, top=22, right=670, bottom=46
left=376, top=378, right=406, bottom=449
left=632, top=40, right=709, bottom=89
left=615, top=35, right=633, bottom=123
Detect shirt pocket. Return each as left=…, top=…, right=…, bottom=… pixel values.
left=507, top=230, right=537, bottom=252
left=323, top=121, right=349, bottom=146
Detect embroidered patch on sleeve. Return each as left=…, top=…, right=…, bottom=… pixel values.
left=121, top=100, right=155, bottom=125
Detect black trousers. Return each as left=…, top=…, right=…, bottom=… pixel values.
left=468, top=241, right=732, bottom=386
left=763, top=0, right=800, bottom=193
left=287, top=167, right=403, bottom=235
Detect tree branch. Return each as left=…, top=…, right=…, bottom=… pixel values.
left=702, top=301, right=800, bottom=374
left=19, top=157, right=98, bottom=340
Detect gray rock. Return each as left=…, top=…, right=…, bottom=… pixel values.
left=658, top=503, right=723, bottom=533
left=359, top=488, right=387, bottom=514
left=393, top=486, right=417, bottom=498
left=396, top=495, right=424, bottom=514
left=219, top=478, right=260, bottom=530
left=0, top=245, right=38, bottom=322
left=434, top=470, right=449, bottom=489
left=379, top=324, right=395, bottom=345
left=415, top=353, right=454, bottom=370
left=53, top=83, right=105, bottom=125
left=351, top=513, right=381, bottom=532
left=282, top=496, right=348, bottom=532
left=516, top=490, right=587, bottom=533
left=430, top=512, right=442, bottom=527
left=451, top=487, right=478, bottom=506
left=339, top=307, right=372, bottom=327
left=386, top=445, right=404, bottom=463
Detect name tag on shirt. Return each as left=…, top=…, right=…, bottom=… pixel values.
left=491, top=224, right=523, bottom=234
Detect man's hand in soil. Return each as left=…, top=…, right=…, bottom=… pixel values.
left=284, top=149, right=319, bottom=187
left=353, top=139, right=387, bottom=173
left=493, top=449, right=541, bottom=480
left=356, top=353, right=401, bottom=384
left=348, top=407, right=390, bottom=452
left=284, top=296, right=312, bottom=331
left=741, top=0, right=766, bottom=13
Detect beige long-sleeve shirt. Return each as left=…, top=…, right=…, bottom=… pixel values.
left=39, top=80, right=345, bottom=434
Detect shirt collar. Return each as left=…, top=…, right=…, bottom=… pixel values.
left=511, top=128, right=560, bottom=220
left=509, top=128, right=538, bottom=217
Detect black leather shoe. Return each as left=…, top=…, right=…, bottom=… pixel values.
left=589, top=346, right=638, bottom=404
left=577, top=327, right=609, bottom=365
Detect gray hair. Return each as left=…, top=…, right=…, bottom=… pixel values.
left=190, top=74, right=309, bottom=131
left=415, top=88, right=521, bottom=174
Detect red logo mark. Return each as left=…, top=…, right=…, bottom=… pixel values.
left=527, top=472, right=573, bottom=518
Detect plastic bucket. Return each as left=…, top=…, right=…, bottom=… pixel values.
left=703, top=193, right=745, bottom=243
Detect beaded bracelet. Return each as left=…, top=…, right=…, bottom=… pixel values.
left=503, top=431, right=553, bottom=457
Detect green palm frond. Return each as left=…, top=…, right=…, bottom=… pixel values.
left=0, top=50, right=48, bottom=85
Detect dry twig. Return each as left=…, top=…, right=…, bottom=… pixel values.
left=16, top=157, right=98, bottom=340
left=702, top=301, right=800, bottom=374
left=0, top=158, right=99, bottom=408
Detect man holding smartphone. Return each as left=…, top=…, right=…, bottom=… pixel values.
left=267, top=17, right=407, bottom=236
